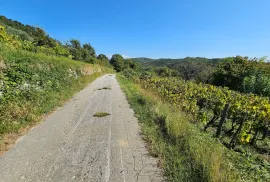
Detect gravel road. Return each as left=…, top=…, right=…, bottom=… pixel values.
left=0, top=74, right=164, bottom=182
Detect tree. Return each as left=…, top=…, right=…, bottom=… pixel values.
left=67, top=39, right=83, bottom=60
left=83, top=43, right=96, bottom=58
left=212, top=56, right=255, bottom=90
left=69, top=39, right=81, bottom=50
left=155, top=67, right=171, bottom=77
left=126, top=59, right=139, bottom=70
left=97, top=54, right=109, bottom=62
left=34, top=27, right=57, bottom=47
left=110, top=54, right=125, bottom=72
left=176, top=59, right=204, bottom=80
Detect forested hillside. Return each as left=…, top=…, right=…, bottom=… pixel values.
left=132, top=56, right=270, bottom=97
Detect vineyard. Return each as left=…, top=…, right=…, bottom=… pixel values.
left=119, top=73, right=270, bottom=181
left=138, top=76, right=270, bottom=150
left=122, top=68, right=270, bottom=156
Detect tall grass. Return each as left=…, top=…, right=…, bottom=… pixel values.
left=117, top=74, right=249, bottom=182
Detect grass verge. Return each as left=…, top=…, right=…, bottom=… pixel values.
left=0, top=72, right=106, bottom=155
left=117, top=74, right=261, bottom=182
left=0, top=43, right=113, bottom=154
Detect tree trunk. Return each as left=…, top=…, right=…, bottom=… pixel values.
left=262, top=127, right=269, bottom=140
left=204, top=115, right=218, bottom=131
left=216, top=104, right=230, bottom=138
left=251, top=127, right=259, bottom=145
left=229, top=113, right=247, bottom=149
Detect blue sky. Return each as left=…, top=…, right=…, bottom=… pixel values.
left=1, top=0, right=269, bottom=58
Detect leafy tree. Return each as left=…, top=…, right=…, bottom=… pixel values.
left=177, top=60, right=202, bottom=80
left=212, top=56, right=256, bottom=90
left=212, top=56, right=270, bottom=96
left=242, top=71, right=270, bottom=97
left=66, top=39, right=83, bottom=60
left=126, top=59, right=139, bottom=70
left=134, top=57, right=221, bottom=82
left=69, top=39, right=81, bottom=50
left=83, top=43, right=96, bottom=58
left=155, top=67, right=172, bottom=77
left=110, top=54, right=125, bottom=72
left=97, top=54, right=109, bottom=62
left=34, top=27, right=57, bottom=48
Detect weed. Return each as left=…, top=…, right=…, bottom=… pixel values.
left=93, top=112, right=110, bottom=117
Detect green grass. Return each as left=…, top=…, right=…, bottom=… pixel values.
left=93, top=112, right=110, bottom=117
left=116, top=74, right=270, bottom=182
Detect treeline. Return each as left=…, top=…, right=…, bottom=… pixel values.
left=0, top=15, right=111, bottom=66
left=133, top=56, right=270, bottom=97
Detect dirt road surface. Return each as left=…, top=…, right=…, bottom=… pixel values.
left=0, top=74, right=164, bottom=182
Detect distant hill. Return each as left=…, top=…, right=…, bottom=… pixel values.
left=130, top=57, right=156, bottom=63
left=130, top=57, right=225, bottom=83
left=131, top=57, right=224, bottom=66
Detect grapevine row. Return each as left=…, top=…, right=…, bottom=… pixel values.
left=136, top=76, right=269, bottom=148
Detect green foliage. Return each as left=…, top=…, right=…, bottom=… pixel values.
left=213, top=56, right=253, bottom=90
left=119, top=74, right=270, bottom=182
left=117, top=75, right=238, bottom=181
left=97, top=54, right=109, bottom=62
left=82, top=43, right=96, bottom=58
left=66, top=40, right=97, bottom=62
left=0, top=25, right=8, bottom=42
left=154, top=67, right=172, bottom=77
left=0, top=15, right=42, bottom=39
left=243, top=73, right=270, bottom=96
left=137, top=76, right=270, bottom=149
left=110, top=54, right=125, bottom=72
left=0, top=42, right=105, bottom=139
left=212, top=56, right=270, bottom=97
left=0, top=23, right=34, bottom=42
left=0, top=15, right=107, bottom=65
left=134, top=56, right=270, bottom=97
left=133, top=57, right=221, bottom=83
left=126, top=59, right=139, bottom=70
